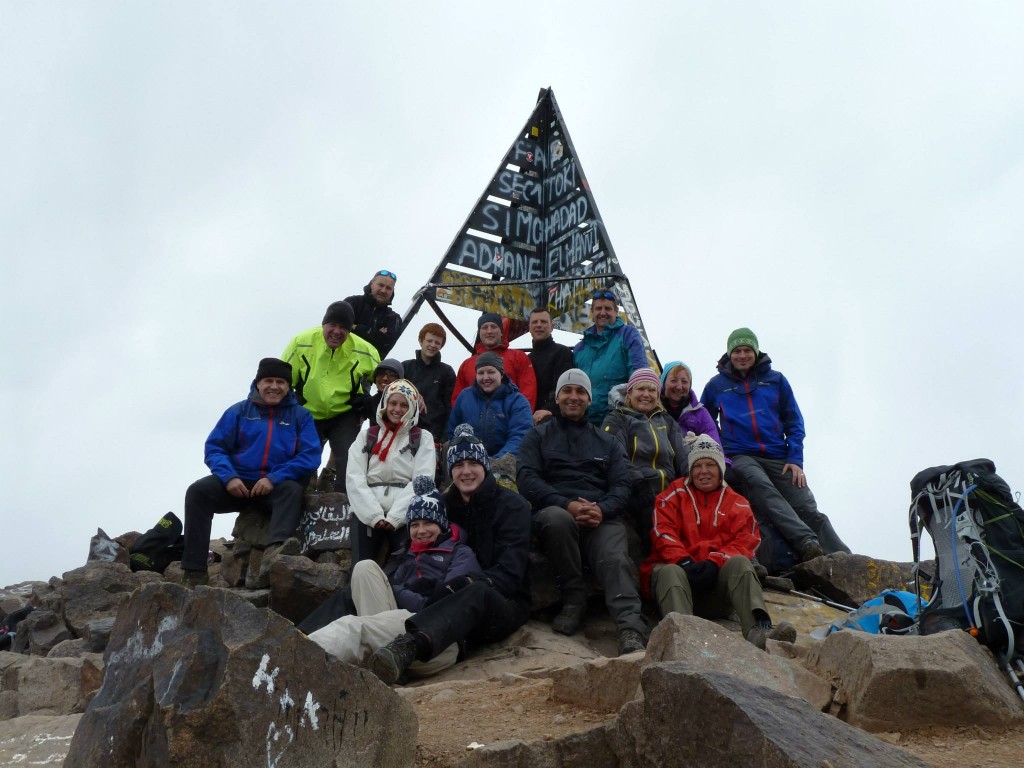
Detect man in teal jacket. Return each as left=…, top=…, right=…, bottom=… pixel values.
left=573, top=289, right=647, bottom=424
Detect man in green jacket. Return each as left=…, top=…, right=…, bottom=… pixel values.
left=282, top=300, right=380, bottom=492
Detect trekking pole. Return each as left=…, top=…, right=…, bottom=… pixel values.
left=767, top=585, right=855, bottom=613
left=1007, top=658, right=1024, bottom=703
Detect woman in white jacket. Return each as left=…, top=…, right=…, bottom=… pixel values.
left=346, top=379, right=436, bottom=563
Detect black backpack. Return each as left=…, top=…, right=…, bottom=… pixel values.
left=129, top=511, right=186, bottom=573
left=909, top=459, right=1024, bottom=666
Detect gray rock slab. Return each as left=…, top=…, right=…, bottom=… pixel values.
left=809, top=628, right=1024, bottom=731
left=0, top=713, right=81, bottom=766
left=611, top=663, right=933, bottom=767
left=645, top=613, right=832, bottom=711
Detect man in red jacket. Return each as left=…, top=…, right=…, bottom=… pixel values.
left=451, top=313, right=537, bottom=409
left=641, top=435, right=797, bottom=649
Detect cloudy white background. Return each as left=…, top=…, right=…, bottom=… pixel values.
left=3, top=2, right=1022, bottom=588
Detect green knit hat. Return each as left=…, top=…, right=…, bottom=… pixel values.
left=727, top=328, right=759, bottom=356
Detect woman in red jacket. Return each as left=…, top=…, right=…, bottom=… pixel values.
left=641, top=435, right=797, bottom=649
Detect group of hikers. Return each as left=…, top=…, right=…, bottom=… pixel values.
left=178, top=268, right=852, bottom=685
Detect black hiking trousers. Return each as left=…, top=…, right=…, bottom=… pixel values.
left=405, top=580, right=529, bottom=661
left=181, top=475, right=303, bottom=571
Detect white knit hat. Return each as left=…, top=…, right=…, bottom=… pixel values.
left=687, top=435, right=726, bottom=478
left=555, top=368, right=593, bottom=399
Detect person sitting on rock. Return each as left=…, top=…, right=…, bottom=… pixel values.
left=641, top=435, right=798, bottom=649
left=602, top=367, right=689, bottom=554
left=368, top=425, right=532, bottom=685
left=181, top=358, right=321, bottom=588
left=302, top=476, right=478, bottom=679
left=447, top=352, right=532, bottom=463
left=451, top=312, right=538, bottom=409
left=659, top=360, right=723, bottom=447
left=517, top=368, right=648, bottom=656
left=700, top=328, right=850, bottom=565
left=346, top=379, right=436, bottom=564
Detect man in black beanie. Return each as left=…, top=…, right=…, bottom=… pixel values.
left=282, top=301, right=380, bottom=492
left=181, top=358, right=321, bottom=588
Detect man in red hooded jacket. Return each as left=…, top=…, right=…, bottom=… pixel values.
left=451, top=313, right=537, bottom=409
left=641, top=435, right=797, bottom=649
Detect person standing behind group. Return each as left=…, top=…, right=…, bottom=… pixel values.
left=282, top=301, right=380, bottom=493
left=700, top=328, right=851, bottom=565
left=527, top=307, right=574, bottom=425
left=451, top=312, right=537, bottom=409
left=402, top=323, right=456, bottom=446
left=573, top=289, right=646, bottom=425
left=345, top=269, right=403, bottom=358
left=660, top=361, right=722, bottom=446
left=346, top=379, right=436, bottom=564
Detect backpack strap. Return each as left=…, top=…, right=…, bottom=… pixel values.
left=363, top=425, right=381, bottom=454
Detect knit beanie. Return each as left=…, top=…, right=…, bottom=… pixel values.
left=475, top=351, right=505, bottom=373
left=627, top=367, right=661, bottom=392
left=375, top=358, right=405, bottom=378
left=727, top=328, right=759, bottom=356
left=556, top=368, right=593, bottom=399
left=687, top=435, right=726, bottom=478
left=659, top=361, right=693, bottom=392
left=478, top=312, right=502, bottom=329
left=322, top=300, right=355, bottom=330
left=255, top=358, right=292, bottom=383
left=406, top=476, right=448, bottom=532
left=446, top=423, right=490, bottom=474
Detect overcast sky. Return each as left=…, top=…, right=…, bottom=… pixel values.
left=3, top=2, right=1023, bottom=589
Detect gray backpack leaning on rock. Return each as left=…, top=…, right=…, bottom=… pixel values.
left=909, top=458, right=1024, bottom=700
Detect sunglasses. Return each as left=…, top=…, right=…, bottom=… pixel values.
left=592, top=290, right=618, bottom=301
left=376, top=270, right=397, bottom=281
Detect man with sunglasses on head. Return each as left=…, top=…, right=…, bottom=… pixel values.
left=344, top=269, right=403, bottom=358
left=573, top=288, right=647, bottom=424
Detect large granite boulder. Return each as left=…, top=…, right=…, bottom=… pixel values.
left=790, top=553, right=933, bottom=607
left=60, top=561, right=163, bottom=636
left=268, top=556, right=349, bottom=625
left=808, top=628, right=1024, bottom=731
left=611, top=663, right=932, bottom=767
left=0, top=713, right=81, bottom=764
left=645, top=613, right=832, bottom=711
left=10, top=609, right=71, bottom=656
left=0, top=651, right=103, bottom=719
left=64, top=582, right=416, bottom=767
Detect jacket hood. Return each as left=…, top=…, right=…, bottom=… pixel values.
left=375, top=378, right=421, bottom=430
left=247, top=381, right=300, bottom=409
left=473, top=339, right=509, bottom=354
left=716, top=351, right=773, bottom=380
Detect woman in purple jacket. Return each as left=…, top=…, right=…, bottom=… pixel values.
left=660, top=361, right=723, bottom=446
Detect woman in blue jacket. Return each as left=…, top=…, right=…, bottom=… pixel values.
left=447, top=352, right=532, bottom=459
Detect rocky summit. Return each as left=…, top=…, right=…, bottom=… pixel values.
left=1, top=528, right=1023, bottom=767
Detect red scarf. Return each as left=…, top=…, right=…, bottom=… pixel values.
left=370, top=421, right=401, bottom=463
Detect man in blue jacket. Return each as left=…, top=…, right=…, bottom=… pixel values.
left=700, top=328, right=850, bottom=565
left=573, top=289, right=647, bottom=424
left=180, top=358, right=322, bottom=588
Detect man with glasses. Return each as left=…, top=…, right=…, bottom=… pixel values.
left=573, top=289, right=647, bottom=424
left=345, top=269, right=403, bottom=358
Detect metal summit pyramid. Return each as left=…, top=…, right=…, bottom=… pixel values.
left=401, top=87, right=657, bottom=365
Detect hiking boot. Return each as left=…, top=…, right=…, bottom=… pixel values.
left=799, top=541, right=825, bottom=562
left=369, top=633, right=419, bottom=685
left=552, top=602, right=587, bottom=636
left=247, top=537, right=302, bottom=589
left=746, top=621, right=798, bottom=650
left=617, top=628, right=646, bottom=656
left=181, top=570, right=209, bottom=589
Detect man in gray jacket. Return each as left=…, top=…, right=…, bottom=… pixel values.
left=516, top=369, right=647, bottom=655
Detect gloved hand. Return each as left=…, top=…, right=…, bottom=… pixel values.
left=347, top=391, right=373, bottom=419
left=681, top=560, right=719, bottom=594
